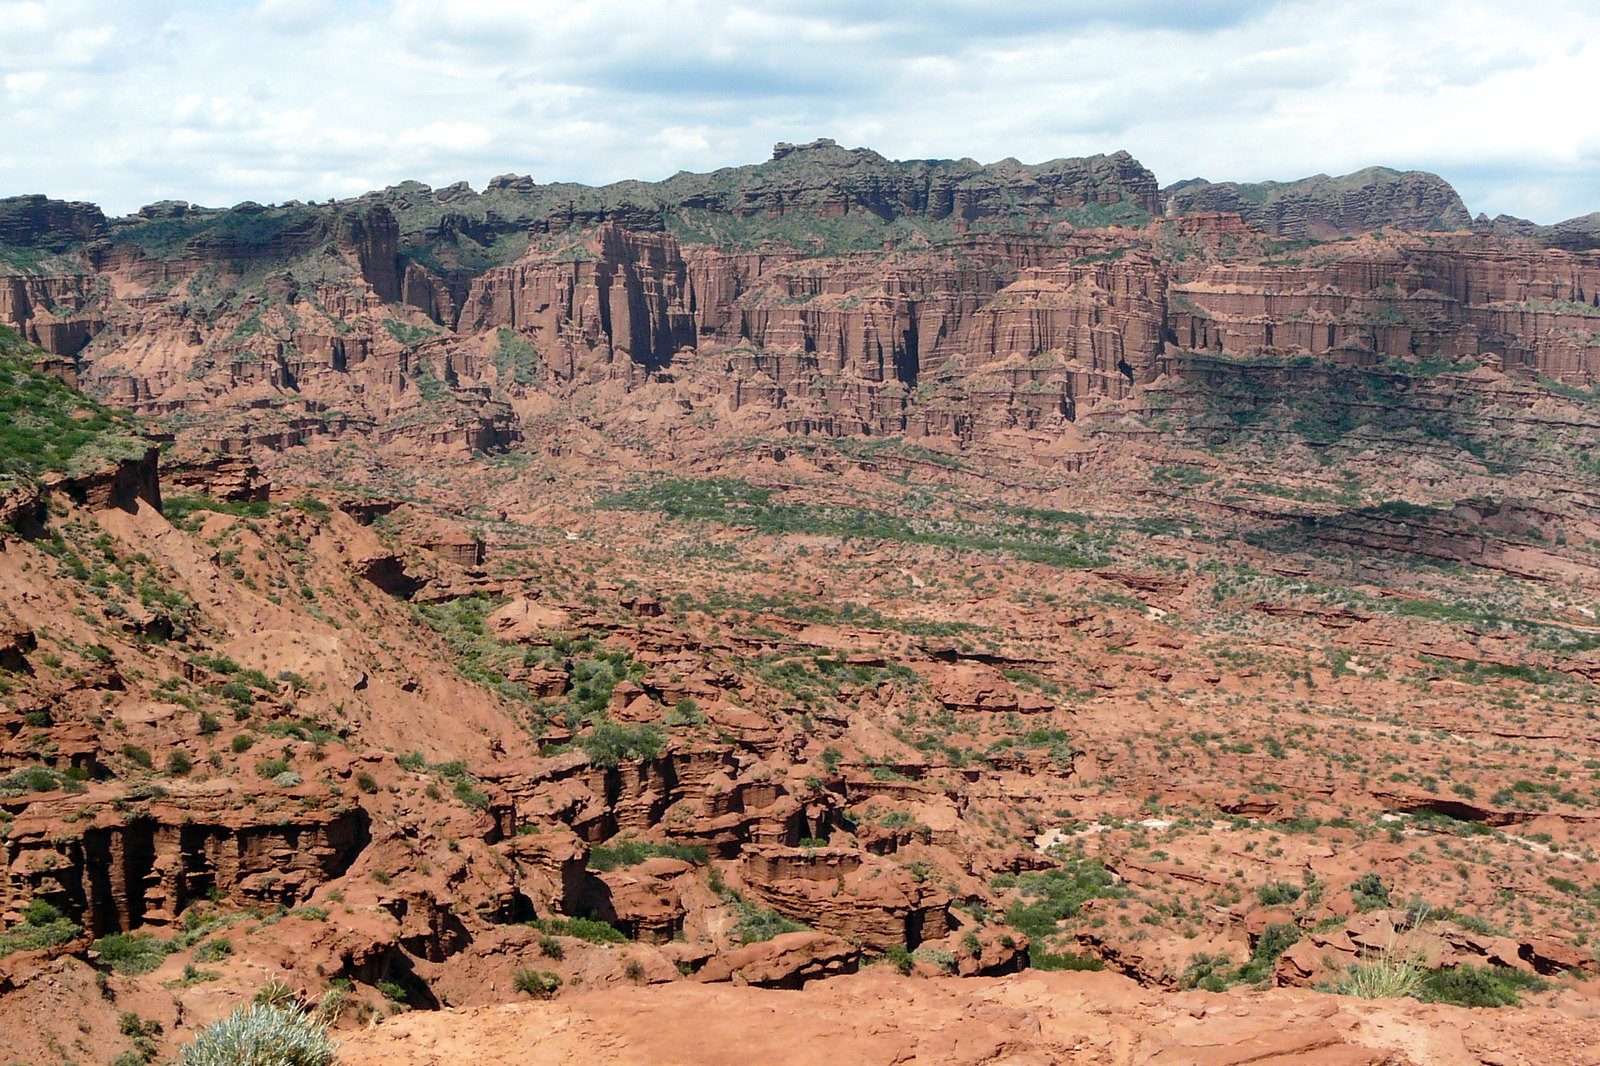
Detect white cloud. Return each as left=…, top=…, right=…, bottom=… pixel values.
left=0, top=0, right=1594, bottom=222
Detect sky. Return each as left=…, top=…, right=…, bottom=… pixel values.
left=2, top=0, right=1597, bottom=223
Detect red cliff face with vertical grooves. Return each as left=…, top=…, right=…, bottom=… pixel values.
left=0, top=148, right=1595, bottom=457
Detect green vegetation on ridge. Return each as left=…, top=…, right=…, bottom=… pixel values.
left=0, top=325, right=148, bottom=485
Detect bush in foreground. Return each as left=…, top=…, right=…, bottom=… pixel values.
left=512, top=968, right=562, bottom=998
left=178, top=1004, right=334, bottom=1066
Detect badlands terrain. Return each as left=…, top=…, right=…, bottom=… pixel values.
left=2, top=139, right=1600, bottom=1063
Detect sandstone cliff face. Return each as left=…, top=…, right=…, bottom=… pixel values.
left=1161, top=167, right=1472, bottom=238
left=3, top=215, right=1597, bottom=464
left=3, top=800, right=368, bottom=934
left=458, top=224, right=696, bottom=376
left=1169, top=236, right=1600, bottom=381
left=0, top=149, right=1597, bottom=468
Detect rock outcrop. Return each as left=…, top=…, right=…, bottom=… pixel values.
left=1162, top=166, right=1472, bottom=237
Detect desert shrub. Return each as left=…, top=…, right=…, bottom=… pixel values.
left=1350, top=873, right=1391, bottom=912
left=883, top=944, right=914, bottom=974
left=375, top=979, right=408, bottom=1004
left=720, top=889, right=805, bottom=944
left=0, top=900, right=79, bottom=958
left=1180, top=952, right=1238, bottom=992
left=1030, top=949, right=1104, bottom=971
left=193, top=938, right=233, bottom=963
left=164, top=496, right=272, bottom=525
left=579, top=721, right=664, bottom=768
left=21, top=898, right=63, bottom=926
left=566, top=651, right=644, bottom=719
left=1006, top=860, right=1123, bottom=940
left=587, top=838, right=708, bottom=871
left=1257, top=881, right=1301, bottom=907
left=512, top=968, right=562, bottom=998
left=600, top=477, right=1112, bottom=568
left=0, top=324, right=147, bottom=483
left=1180, top=923, right=1300, bottom=991
left=1419, top=964, right=1546, bottom=1007
left=291, top=496, right=330, bottom=520
left=94, top=932, right=172, bottom=975
left=452, top=776, right=490, bottom=809
left=118, top=1011, right=163, bottom=1061
left=178, top=1004, right=334, bottom=1066
left=1334, top=952, right=1424, bottom=999
left=532, top=917, right=628, bottom=944
left=255, top=758, right=290, bottom=779
left=1241, top=923, right=1300, bottom=982
left=166, top=751, right=194, bottom=776
left=412, top=596, right=532, bottom=703
left=314, top=987, right=346, bottom=1025
left=0, top=764, right=85, bottom=794
left=665, top=697, right=705, bottom=727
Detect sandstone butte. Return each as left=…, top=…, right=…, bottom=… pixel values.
left=1, top=140, right=1599, bottom=1064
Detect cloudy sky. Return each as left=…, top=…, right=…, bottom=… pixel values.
left=2, top=0, right=1596, bottom=222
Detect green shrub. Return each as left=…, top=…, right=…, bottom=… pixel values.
left=178, top=1004, right=334, bottom=1066
left=665, top=697, right=705, bottom=727
left=0, top=912, right=79, bottom=957
left=167, top=751, right=194, bottom=776
left=532, top=917, right=628, bottom=944
left=0, top=764, right=82, bottom=794
left=587, top=838, right=708, bottom=871
left=600, top=477, right=1112, bottom=568
left=452, top=776, right=490, bottom=809
left=193, top=939, right=233, bottom=963
left=255, top=758, right=291, bottom=779
left=1419, top=964, right=1546, bottom=1007
left=1180, top=923, right=1301, bottom=990
left=291, top=496, right=331, bottom=520
left=512, top=968, right=562, bottom=998
left=1350, top=873, right=1391, bottom=912
left=0, top=325, right=148, bottom=483
left=1031, top=949, right=1104, bottom=971
left=21, top=898, right=63, bottom=926
left=164, top=496, right=272, bottom=525
left=121, top=744, right=154, bottom=769
left=93, top=932, right=172, bottom=975
left=1257, top=882, right=1302, bottom=907
left=715, top=888, right=805, bottom=944
left=579, top=722, right=664, bottom=768
left=566, top=651, right=644, bottom=719
left=1006, top=860, right=1123, bottom=940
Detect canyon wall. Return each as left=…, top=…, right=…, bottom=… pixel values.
left=0, top=151, right=1597, bottom=457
